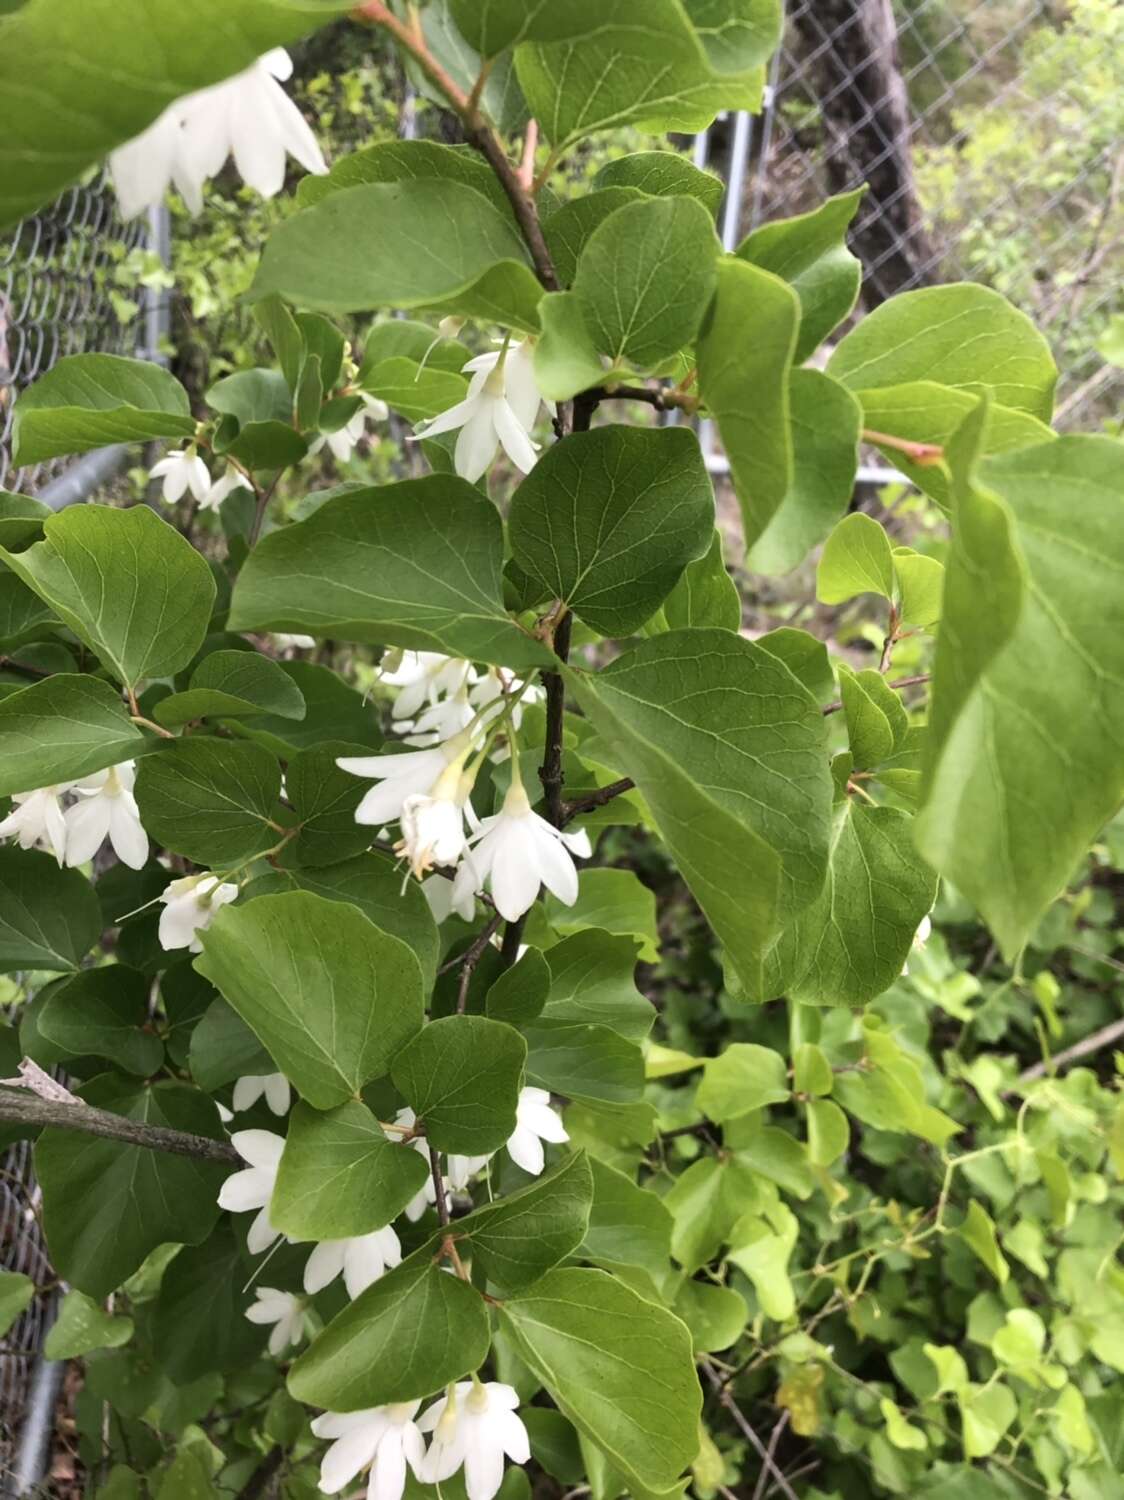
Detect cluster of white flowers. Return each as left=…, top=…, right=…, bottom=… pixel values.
left=314, top=1380, right=529, bottom=1500
left=109, top=49, right=326, bottom=220
left=150, top=449, right=252, bottom=512
left=0, top=761, right=148, bottom=870
left=338, top=650, right=586, bottom=923
left=414, top=340, right=553, bottom=483
left=309, top=393, right=390, bottom=463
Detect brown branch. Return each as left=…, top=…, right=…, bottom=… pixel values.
left=539, top=610, right=573, bottom=828
left=599, top=383, right=699, bottom=414
left=702, top=1364, right=798, bottom=1500
left=561, top=777, right=636, bottom=826
left=822, top=673, right=931, bottom=716
left=356, top=1, right=559, bottom=291
left=238, top=1446, right=285, bottom=1499
left=0, top=1089, right=239, bottom=1164
left=751, top=1412, right=790, bottom=1500
left=428, top=1142, right=451, bottom=1228
left=455, top=911, right=504, bottom=1014
left=1016, top=1015, right=1124, bottom=1087
left=0, top=656, right=52, bottom=682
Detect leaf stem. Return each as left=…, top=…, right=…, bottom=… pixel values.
left=861, top=427, right=944, bottom=467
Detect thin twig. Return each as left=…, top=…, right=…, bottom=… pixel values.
left=0, top=1085, right=239, bottom=1164
left=561, top=777, right=636, bottom=826
left=237, top=1446, right=285, bottom=1499
left=456, top=911, right=504, bottom=1013
left=702, top=1363, right=799, bottom=1500
left=861, top=427, right=944, bottom=467
left=751, top=1412, right=790, bottom=1500
left=539, top=610, right=573, bottom=828
left=0, top=656, right=51, bottom=681
left=599, top=383, right=699, bottom=413
left=355, top=1, right=559, bottom=290
left=1015, top=1015, right=1124, bottom=1087
left=428, top=1143, right=451, bottom=1228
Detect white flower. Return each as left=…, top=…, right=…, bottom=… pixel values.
left=109, top=48, right=326, bottom=219
left=311, top=395, right=389, bottom=463
left=312, top=1402, right=425, bottom=1500
left=157, top=873, right=239, bottom=953
left=386, top=1110, right=489, bottom=1219
left=338, top=730, right=475, bottom=827
left=0, top=784, right=74, bottom=865
left=245, top=1286, right=305, bottom=1357
left=399, top=688, right=477, bottom=747
left=902, top=914, right=933, bottom=977
left=217, top=1129, right=286, bottom=1254
left=457, top=781, right=591, bottom=922
left=150, top=446, right=211, bottom=504
left=303, top=1226, right=402, bottom=1300
left=419, top=1381, right=530, bottom=1500
left=382, top=652, right=477, bottom=723
left=469, top=669, right=544, bottom=732
left=274, top=633, right=316, bottom=651
left=506, top=1087, right=568, bottom=1177
left=199, top=463, right=252, bottom=513
left=63, top=762, right=148, bottom=871
left=232, top=1073, right=291, bottom=1117
left=394, top=754, right=476, bottom=879
left=413, top=341, right=549, bottom=483
left=422, top=872, right=476, bottom=925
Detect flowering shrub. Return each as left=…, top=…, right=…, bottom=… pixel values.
left=0, top=3, right=1122, bottom=1499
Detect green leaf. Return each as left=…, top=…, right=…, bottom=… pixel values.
left=196, top=892, right=424, bottom=1110
left=539, top=930, right=653, bottom=1043
left=359, top=316, right=470, bottom=381
left=271, top=1101, right=429, bottom=1241
left=253, top=852, right=439, bottom=992
left=696, top=258, right=799, bottom=549
left=746, top=371, right=861, bottom=577
left=919, top=421, right=1124, bottom=955
left=207, top=368, right=291, bottom=428
left=662, top=529, right=740, bottom=631
left=674, top=1280, right=748, bottom=1354
left=44, top=1289, right=134, bottom=1359
left=880, top=1398, right=927, bottom=1452
left=188, top=999, right=274, bottom=1092
left=299, top=138, right=508, bottom=216
left=892, top=547, right=944, bottom=630
left=254, top=296, right=305, bottom=395
left=151, top=1228, right=270, bottom=1380
left=0, top=0, right=343, bottom=227
left=544, top=869, right=659, bottom=966
left=567, top=629, right=833, bottom=993
left=391, top=1014, right=526, bottom=1155
left=806, top=1098, right=848, bottom=1166
left=524, top=1019, right=644, bottom=1106
left=924, top=1343, right=969, bottom=1397
left=737, top=190, right=864, bottom=362
left=499, top=1266, right=701, bottom=1493
left=360, top=357, right=468, bottom=423
left=727, top=1204, right=798, bottom=1319
left=510, top=426, right=713, bottom=637
left=0, top=1272, right=35, bottom=1337
left=155, top=649, right=307, bottom=728
left=572, top=197, right=718, bottom=368
left=542, top=189, right=643, bottom=290
left=0, top=572, right=56, bottom=646
left=11, top=355, right=194, bottom=464
left=38, top=967, right=164, bottom=1077
left=450, top=1152, right=593, bottom=1291
left=0, top=505, right=216, bottom=690
left=960, top=1382, right=1017, bottom=1459
left=959, top=1201, right=1010, bottom=1285
left=236, top=659, right=383, bottom=756
left=834, top=1024, right=958, bottom=1146
left=515, top=0, right=766, bottom=149
left=486, top=947, right=551, bottom=1027
left=838, top=666, right=907, bottom=772
left=35, top=1076, right=225, bottom=1297
left=580, top=1157, right=672, bottom=1277
left=664, top=1155, right=758, bottom=1271
left=827, top=284, right=1058, bottom=423
left=593, top=150, right=724, bottom=215
left=229, top=478, right=551, bottom=671
left=284, top=741, right=374, bottom=868
left=289, top=1258, right=490, bottom=1410
left=533, top=292, right=617, bottom=402
left=134, top=737, right=281, bottom=866
left=762, top=801, right=937, bottom=1007
left=253, top=180, right=542, bottom=331
left=0, top=674, right=146, bottom=796
left=816, top=512, right=895, bottom=603
left=0, top=490, right=50, bottom=551
left=697, top=1044, right=789, bottom=1122
left=856, top=381, right=1054, bottom=511
left=0, top=849, right=101, bottom=973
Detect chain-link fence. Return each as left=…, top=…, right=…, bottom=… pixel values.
left=702, top=0, right=1122, bottom=429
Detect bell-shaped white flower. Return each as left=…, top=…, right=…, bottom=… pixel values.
left=150, top=446, right=211, bottom=504
left=413, top=341, right=546, bottom=483
left=506, top=1087, right=568, bottom=1177
left=419, top=1381, right=530, bottom=1500
left=303, top=1225, right=402, bottom=1300
left=110, top=48, right=326, bottom=218
left=63, top=762, right=148, bottom=871
left=311, top=394, right=389, bottom=463
left=158, top=873, right=239, bottom=953
left=469, top=669, right=544, bottom=732
left=458, top=780, right=591, bottom=922
left=245, top=1286, right=305, bottom=1357
left=0, top=784, right=74, bottom=865
left=395, top=757, right=477, bottom=880
left=399, top=687, right=477, bottom=748
left=422, top=872, right=477, bottom=925
left=338, top=730, right=475, bottom=827
left=382, top=652, right=477, bottom=723
left=218, top=1129, right=286, bottom=1254
left=199, top=463, right=253, bottom=513
left=232, top=1072, right=291, bottom=1117
left=313, top=1402, right=425, bottom=1500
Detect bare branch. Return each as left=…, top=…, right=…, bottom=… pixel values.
left=0, top=1086, right=239, bottom=1165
